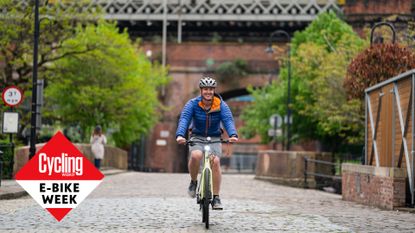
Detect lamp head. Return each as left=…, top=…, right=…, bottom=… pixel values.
left=265, top=45, right=274, bottom=54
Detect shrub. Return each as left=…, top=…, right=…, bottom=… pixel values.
left=344, top=43, right=415, bottom=99
left=215, top=59, right=249, bottom=85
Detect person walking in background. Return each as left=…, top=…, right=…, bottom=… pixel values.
left=90, top=125, right=107, bottom=169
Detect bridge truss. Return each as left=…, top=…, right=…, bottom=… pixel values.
left=8, top=1, right=342, bottom=41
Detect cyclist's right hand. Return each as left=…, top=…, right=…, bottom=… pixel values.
left=176, top=136, right=186, bottom=145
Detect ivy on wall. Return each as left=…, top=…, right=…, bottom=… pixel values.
left=214, top=59, right=249, bottom=85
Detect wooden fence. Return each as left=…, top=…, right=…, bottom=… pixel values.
left=365, top=69, right=415, bottom=206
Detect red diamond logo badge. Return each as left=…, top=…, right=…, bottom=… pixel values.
left=15, top=131, right=104, bottom=221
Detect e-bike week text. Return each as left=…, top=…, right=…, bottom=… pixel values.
left=39, top=153, right=83, bottom=176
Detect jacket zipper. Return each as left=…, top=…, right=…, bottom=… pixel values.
left=205, top=111, right=209, bottom=137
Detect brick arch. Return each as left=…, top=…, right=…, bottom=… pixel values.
left=220, top=87, right=256, bottom=101
left=217, top=74, right=270, bottom=96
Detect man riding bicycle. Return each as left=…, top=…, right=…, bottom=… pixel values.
left=176, top=76, right=238, bottom=210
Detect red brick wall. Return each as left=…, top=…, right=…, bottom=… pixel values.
left=344, top=0, right=414, bottom=36
left=342, top=164, right=406, bottom=210
left=142, top=42, right=282, bottom=71
left=145, top=122, right=185, bottom=173
left=344, top=0, right=413, bottom=15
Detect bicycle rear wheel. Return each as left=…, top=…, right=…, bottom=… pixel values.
left=203, top=169, right=211, bottom=229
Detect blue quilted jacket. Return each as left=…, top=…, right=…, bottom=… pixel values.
left=176, top=94, right=238, bottom=138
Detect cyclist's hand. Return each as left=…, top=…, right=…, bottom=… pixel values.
left=229, top=136, right=238, bottom=143
left=176, top=136, right=186, bottom=144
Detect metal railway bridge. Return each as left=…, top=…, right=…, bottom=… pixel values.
left=39, top=0, right=341, bottom=21
left=12, top=0, right=342, bottom=42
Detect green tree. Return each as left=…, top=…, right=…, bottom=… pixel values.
left=241, top=12, right=367, bottom=150
left=45, top=22, right=169, bottom=147
left=240, top=84, right=282, bottom=143
left=0, top=0, right=98, bottom=139
left=294, top=38, right=365, bottom=145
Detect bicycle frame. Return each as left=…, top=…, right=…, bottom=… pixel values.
left=186, top=137, right=229, bottom=229
left=198, top=144, right=213, bottom=202
left=187, top=137, right=226, bottom=203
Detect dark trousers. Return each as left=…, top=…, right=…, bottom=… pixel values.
left=94, top=159, right=102, bottom=169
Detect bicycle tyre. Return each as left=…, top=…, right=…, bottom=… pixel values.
left=203, top=169, right=211, bottom=229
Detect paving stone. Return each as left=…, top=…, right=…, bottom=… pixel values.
left=0, top=172, right=414, bottom=232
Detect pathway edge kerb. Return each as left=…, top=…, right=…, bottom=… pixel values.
left=0, top=191, right=28, bottom=200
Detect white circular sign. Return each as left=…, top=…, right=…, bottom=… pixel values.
left=269, top=114, right=282, bottom=128
left=2, top=86, right=23, bottom=107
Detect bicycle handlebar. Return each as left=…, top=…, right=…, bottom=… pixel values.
left=186, top=138, right=230, bottom=146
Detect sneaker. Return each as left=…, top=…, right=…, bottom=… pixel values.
left=188, top=180, right=197, bottom=198
left=212, top=196, right=223, bottom=210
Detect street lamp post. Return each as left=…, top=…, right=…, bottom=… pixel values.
left=370, top=22, right=396, bottom=45
left=266, top=30, right=292, bottom=151
left=30, top=0, right=40, bottom=159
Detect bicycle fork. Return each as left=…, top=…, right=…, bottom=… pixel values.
left=198, top=150, right=213, bottom=207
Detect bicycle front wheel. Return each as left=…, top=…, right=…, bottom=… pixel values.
left=203, top=169, right=211, bottom=229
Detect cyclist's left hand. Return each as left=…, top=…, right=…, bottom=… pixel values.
left=229, top=136, right=238, bottom=143
left=176, top=136, right=186, bottom=144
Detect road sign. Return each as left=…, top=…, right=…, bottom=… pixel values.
left=15, top=132, right=104, bottom=221
left=269, top=114, right=282, bottom=128
left=1, top=86, right=23, bottom=107
left=268, top=129, right=282, bottom=137
left=285, top=115, right=293, bottom=125
left=2, top=112, right=19, bottom=133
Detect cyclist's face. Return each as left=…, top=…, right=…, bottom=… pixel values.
left=200, top=87, right=215, bottom=101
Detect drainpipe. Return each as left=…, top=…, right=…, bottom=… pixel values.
left=161, top=0, right=167, bottom=96
left=162, top=0, right=167, bottom=68
left=178, top=0, right=182, bottom=44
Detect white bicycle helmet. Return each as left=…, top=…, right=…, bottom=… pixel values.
left=199, top=77, right=217, bottom=88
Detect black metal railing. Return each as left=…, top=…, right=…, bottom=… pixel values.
left=304, top=157, right=342, bottom=193
left=0, top=143, right=14, bottom=186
